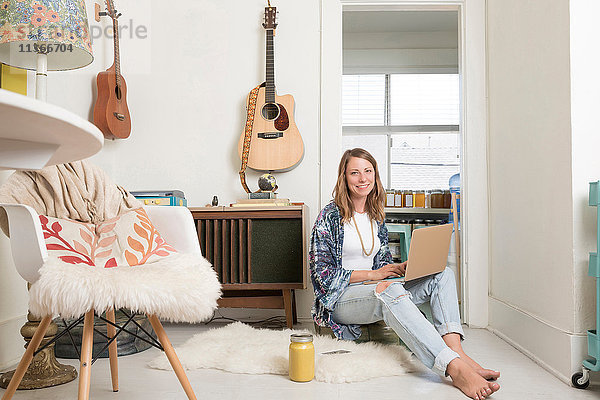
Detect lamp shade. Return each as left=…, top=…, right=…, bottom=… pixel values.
left=0, top=0, right=93, bottom=71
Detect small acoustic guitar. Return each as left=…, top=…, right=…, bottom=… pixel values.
left=93, top=0, right=131, bottom=140
left=238, top=5, right=304, bottom=171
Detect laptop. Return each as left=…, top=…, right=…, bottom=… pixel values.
left=402, top=223, right=453, bottom=281
left=361, top=223, right=453, bottom=284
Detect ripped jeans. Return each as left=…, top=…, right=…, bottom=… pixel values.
left=331, top=267, right=464, bottom=376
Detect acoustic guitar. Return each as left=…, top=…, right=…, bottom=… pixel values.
left=93, top=0, right=131, bottom=140
left=238, top=5, right=304, bottom=171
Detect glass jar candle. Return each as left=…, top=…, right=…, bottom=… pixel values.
left=289, top=334, right=314, bottom=382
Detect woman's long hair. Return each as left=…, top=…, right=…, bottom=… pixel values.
left=333, top=148, right=385, bottom=223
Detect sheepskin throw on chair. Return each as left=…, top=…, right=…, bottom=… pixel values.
left=0, top=161, right=221, bottom=400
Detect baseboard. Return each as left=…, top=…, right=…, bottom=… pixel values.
left=0, top=314, right=26, bottom=371
left=488, top=296, right=593, bottom=385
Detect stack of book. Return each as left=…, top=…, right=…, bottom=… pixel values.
left=231, top=198, right=291, bottom=207
left=130, top=190, right=187, bottom=207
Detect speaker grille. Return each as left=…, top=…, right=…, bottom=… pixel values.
left=197, top=217, right=303, bottom=285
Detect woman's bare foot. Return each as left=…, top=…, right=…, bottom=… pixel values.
left=443, top=334, right=500, bottom=380
left=446, top=358, right=501, bottom=399
left=454, top=350, right=500, bottom=380
left=475, top=368, right=501, bottom=381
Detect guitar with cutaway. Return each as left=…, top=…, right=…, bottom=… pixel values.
left=237, top=4, right=304, bottom=171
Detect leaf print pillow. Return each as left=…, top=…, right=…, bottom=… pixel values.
left=39, top=208, right=177, bottom=268
left=39, top=215, right=118, bottom=268
left=104, top=208, right=177, bottom=266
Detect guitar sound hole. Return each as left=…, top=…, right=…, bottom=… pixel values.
left=114, top=85, right=122, bottom=100
left=261, top=103, right=280, bottom=120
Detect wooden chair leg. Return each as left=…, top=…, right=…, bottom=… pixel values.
left=106, top=307, right=118, bottom=392
left=78, top=310, right=95, bottom=400
left=291, top=289, right=298, bottom=324
left=282, top=289, right=293, bottom=328
left=1, top=316, right=52, bottom=400
left=147, top=315, right=197, bottom=400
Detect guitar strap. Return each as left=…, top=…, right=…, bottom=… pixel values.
left=239, top=83, right=265, bottom=193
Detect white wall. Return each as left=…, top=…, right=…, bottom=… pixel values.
left=77, top=0, right=319, bottom=321
left=569, top=0, right=600, bottom=375
left=48, top=0, right=320, bottom=214
left=320, top=0, right=343, bottom=207
left=0, top=0, right=321, bottom=356
left=343, top=31, right=458, bottom=73
left=487, top=0, right=596, bottom=383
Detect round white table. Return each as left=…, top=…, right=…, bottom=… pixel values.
left=0, top=88, right=103, bottom=170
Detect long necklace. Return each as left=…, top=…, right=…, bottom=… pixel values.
left=352, top=214, right=375, bottom=257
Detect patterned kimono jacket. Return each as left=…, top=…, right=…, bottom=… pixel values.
left=309, top=202, right=393, bottom=340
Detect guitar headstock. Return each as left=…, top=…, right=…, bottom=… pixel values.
left=263, top=6, right=277, bottom=30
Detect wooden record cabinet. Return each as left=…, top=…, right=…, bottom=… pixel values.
left=189, top=205, right=308, bottom=328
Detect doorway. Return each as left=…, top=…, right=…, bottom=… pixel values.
left=319, top=0, right=489, bottom=327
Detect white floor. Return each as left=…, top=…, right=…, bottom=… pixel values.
left=1, top=321, right=599, bottom=400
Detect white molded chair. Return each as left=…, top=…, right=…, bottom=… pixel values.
left=0, top=204, right=211, bottom=400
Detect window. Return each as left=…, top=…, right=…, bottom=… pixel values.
left=390, top=74, right=459, bottom=125
left=342, top=73, right=460, bottom=190
left=391, top=133, right=459, bottom=190
left=342, top=74, right=385, bottom=126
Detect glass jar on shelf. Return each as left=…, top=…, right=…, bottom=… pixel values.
left=431, top=190, right=444, bottom=208
left=425, top=190, right=431, bottom=208
left=403, top=190, right=414, bottom=208
left=385, top=189, right=395, bottom=207
left=392, top=190, right=401, bottom=207
left=443, top=190, right=452, bottom=209
left=414, top=190, right=426, bottom=208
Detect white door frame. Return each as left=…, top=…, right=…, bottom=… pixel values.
left=319, top=0, right=489, bottom=327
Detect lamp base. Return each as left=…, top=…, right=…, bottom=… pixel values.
left=0, top=363, right=77, bottom=390
left=0, top=314, right=77, bottom=390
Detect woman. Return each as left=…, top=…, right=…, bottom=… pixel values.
left=309, top=148, right=500, bottom=400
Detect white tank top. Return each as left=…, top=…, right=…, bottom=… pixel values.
left=342, top=211, right=381, bottom=270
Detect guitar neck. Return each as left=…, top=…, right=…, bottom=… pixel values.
left=112, top=13, right=121, bottom=86
left=265, top=29, right=275, bottom=104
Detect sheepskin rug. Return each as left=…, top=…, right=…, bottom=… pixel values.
left=28, top=253, right=222, bottom=323
left=149, top=322, right=419, bottom=383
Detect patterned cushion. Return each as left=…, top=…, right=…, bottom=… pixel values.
left=39, top=208, right=177, bottom=268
